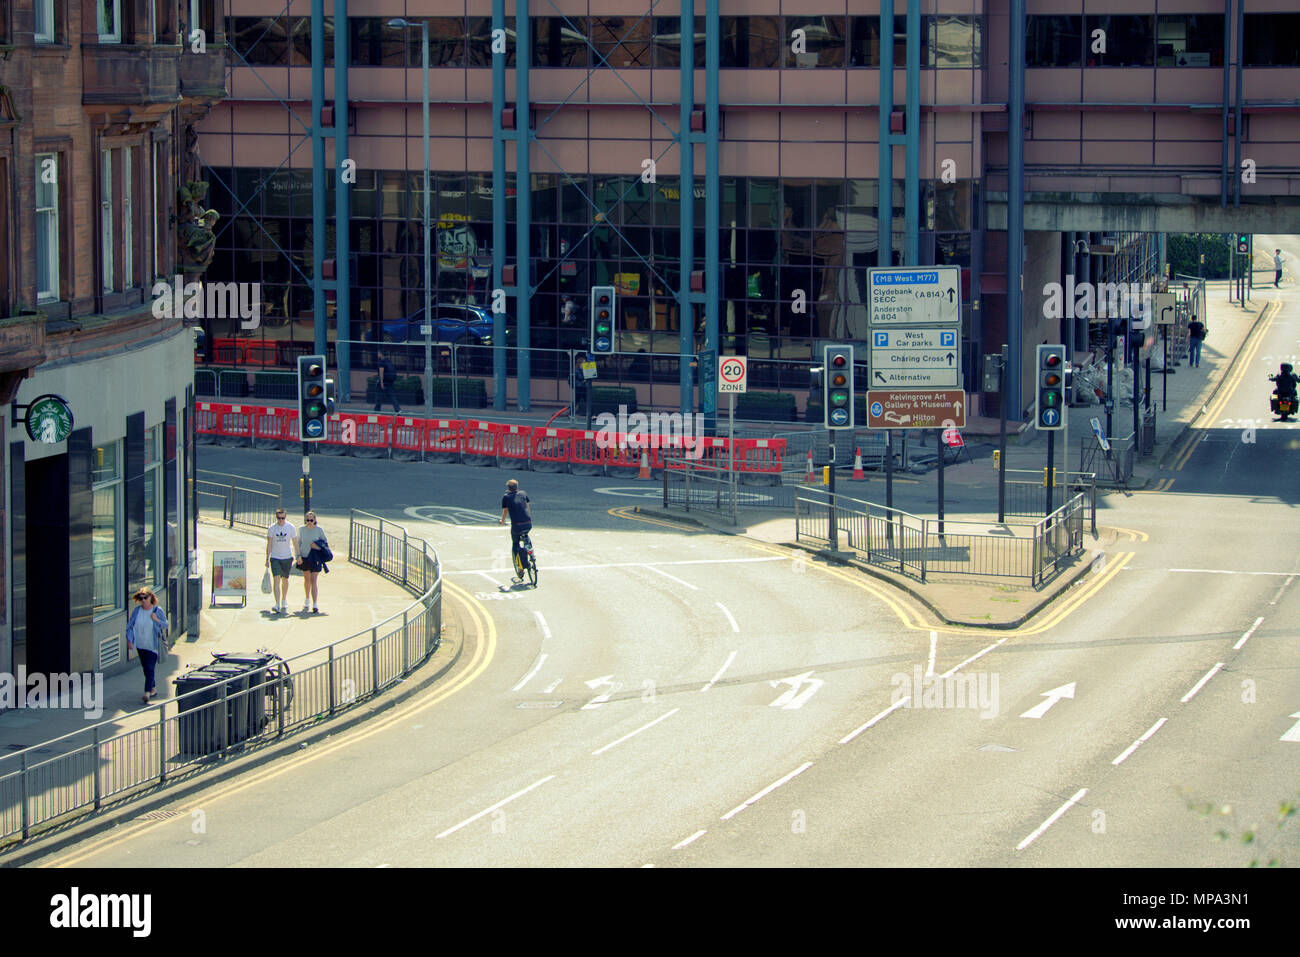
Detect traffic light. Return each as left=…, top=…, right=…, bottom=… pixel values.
left=297, top=354, right=328, bottom=441
left=1035, top=344, right=1066, bottom=431
left=1237, top=234, right=1249, bottom=254
left=590, top=285, right=615, bottom=354
left=823, top=344, right=854, bottom=430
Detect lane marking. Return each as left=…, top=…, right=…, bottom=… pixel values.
left=1016, top=788, right=1088, bottom=852
left=926, top=631, right=937, bottom=678
left=673, top=829, right=707, bottom=850
left=644, top=564, right=699, bottom=591
left=840, top=697, right=911, bottom=745
left=448, top=556, right=787, bottom=576
left=1269, top=575, right=1296, bottom=606
left=1234, top=617, right=1264, bottom=651
left=1111, top=717, right=1167, bottom=766
left=1110, top=527, right=1149, bottom=543
left=52, top=578, right=499, bottom=867
left=608, top=506, right=699, bottom=531
left=534, top=610, right=552, bottom=640
left=543, top=677, right=563, bottom=693
left=511, top=653, right=548, bottom=693
left=1133, top=478, right=1175, bottom=494
left=591, top=708, right=680, bottom=756
left=701, top=651, right=737, bottom=693
left=435, top=775, right=556, bottom=839
left=721, top=762, right=814, bottom=821
left=716, top=602, right=740, bottom=633
left=1180, top=663, right=1225, bottom=704
left=1168, top=568, right=1295, bottom=576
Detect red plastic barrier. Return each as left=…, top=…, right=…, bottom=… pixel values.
left=219, top=405, right=254, bottom=441
left=462, top=419, right=497, bottom=465
left=568, top=430, right=604, bottom=469
left=327, top=412, right=390, bottom=455
left=731, top=438, right=784, bottom=474
left=242, top=341, right=279, bottom=367
left=252, top=406, right=291, bottom=443
left=390, top=416, right=424, bottom=455
left=530, top=427, right=570, bottom=470
left=427, top=420, right=463, bottom=458
left=604, top=432, right=645, bottom=471
left=492, top=423, right=532, bottom=469
left=196, top=402, right=223, bottom=436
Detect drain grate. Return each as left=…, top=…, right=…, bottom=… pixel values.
left=139, top=809, right=183, bottom=822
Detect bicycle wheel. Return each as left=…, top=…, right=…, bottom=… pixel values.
left=512, top=548, right=524, bottom=581
left=527, top=550, right=538, bottom=587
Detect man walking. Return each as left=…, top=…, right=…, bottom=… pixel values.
left=374, top=350, right=401, bottom=414
left=1275, top=249, right=1285, bottom=288
left=265, top=508, right=299, bottom=614
left=1186, top=316, right=1206, bottom=368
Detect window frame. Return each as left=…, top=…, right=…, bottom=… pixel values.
left=35, top=151, right=60, bottom=303
left=98, top=0, right=121, bottom=44
left=93, top=440, right=124, bottom=619
left=34, top=0, right=54, bottom=43
left=101, top=148, right=114, bottom=293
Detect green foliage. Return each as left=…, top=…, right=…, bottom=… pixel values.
left=1166, top=234, right=1235, bottom=280
left=1184, top=785, right=1298, bottom=867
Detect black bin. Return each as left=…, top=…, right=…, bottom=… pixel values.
left=211, top=651, right=274, bottom=732
left=174, top=670, right=224, bottom=756
left=204, top=663, right=251, bottom=745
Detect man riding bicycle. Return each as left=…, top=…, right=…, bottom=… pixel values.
left=499, top=478, right=532, bottom=582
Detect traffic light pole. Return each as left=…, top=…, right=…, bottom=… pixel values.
left=998, top=345, right=1008, bottom=523
left=301, top=441, right=312, bottom=516
left=1045, top=430, right=1055, bottom=516
left=827, top=436, right=837, bottom=551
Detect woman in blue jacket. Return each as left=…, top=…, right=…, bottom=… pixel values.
left=127, top=588, right=169, bottom=704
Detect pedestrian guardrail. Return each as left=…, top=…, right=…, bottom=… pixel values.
left=195, top=469, right=281, bottom=532
left=1002, top=469, right=1098, bottom=536
left=1080, top=433, right=1134, bottom=485
left=794, top=487, right=1087, bottom=586
left=0, top=510, right=442, bottom=847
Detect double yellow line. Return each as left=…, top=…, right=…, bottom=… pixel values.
left=1170, top=300, right=1279, bottom=472
left=49, top=580, right=497, bottom=867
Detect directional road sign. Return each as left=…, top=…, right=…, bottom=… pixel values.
left=867, top=266, right=962, bottom=327
left=869, top=328, right=961, bottom=388
left=866, top=390, right=967, bottom=430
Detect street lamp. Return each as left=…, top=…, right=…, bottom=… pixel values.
left=388, top=18, right=432, bottom=418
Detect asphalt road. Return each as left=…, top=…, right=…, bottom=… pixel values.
left=26, top=266, right=1300, bottom=868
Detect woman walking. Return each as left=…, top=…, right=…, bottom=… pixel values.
left=298, top=511, right=330, bottom=614
left=127, top=588, right=169, bottom=704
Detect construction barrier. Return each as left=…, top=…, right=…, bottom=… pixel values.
left=191, top=403, right=789, bottom=476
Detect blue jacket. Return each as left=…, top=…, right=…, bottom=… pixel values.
left=127, top=605, right=169, bottom=654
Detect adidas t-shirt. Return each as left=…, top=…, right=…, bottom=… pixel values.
left=267, top=521, right=297, bottom=559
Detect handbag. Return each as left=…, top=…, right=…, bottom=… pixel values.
left=260, top=569, right=272, bottom=594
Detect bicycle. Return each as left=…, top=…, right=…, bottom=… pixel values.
left=512, top=530, right=538, bottom=587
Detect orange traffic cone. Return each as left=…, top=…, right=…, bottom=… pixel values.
left=804, top=448, right=816, bottom=484
left=638, top=449, right=651, bottom=480
left=852, top=447, right=866, bottom=480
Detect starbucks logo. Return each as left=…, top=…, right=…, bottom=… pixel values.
left=24, top=395, right=73, bottom=444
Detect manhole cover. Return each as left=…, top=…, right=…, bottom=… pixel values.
left=978, top=744, right=1018, bottom=752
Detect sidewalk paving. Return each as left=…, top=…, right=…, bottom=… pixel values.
left=0, top=515, right=414, bottom=755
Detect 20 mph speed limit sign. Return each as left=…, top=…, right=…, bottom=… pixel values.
left=718, top=355, right=748, bottom=393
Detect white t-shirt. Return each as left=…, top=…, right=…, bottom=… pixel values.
left=267, top=520, right=297, bottom=559
left=1276, top=253, right=1283, bottom=270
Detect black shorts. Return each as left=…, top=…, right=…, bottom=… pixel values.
left=270, top=557, right=294, bottom=578
left=511, top=524, right=533, bottom=549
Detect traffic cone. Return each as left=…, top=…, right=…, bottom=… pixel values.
left=804, top=448, right=816, bottom=484
left=638, top=449, right=651, bottom=480
left=852, top=447, right=866, bottom=480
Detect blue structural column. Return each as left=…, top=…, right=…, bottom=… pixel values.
left=878, top=0, right=893, bottom=268
left=679, top=0, right=696, bottom=414
left=1007, top=0, right=1026, bottom=415
left=334, top=0, right=351, bottom=399
left=515, top=1, right=531, bottom=411
left=704, top=0, right=720, bottom=376
left=491, top=0, right=507, bottom=410
left=904, top=0, right=920, bottom=266
left=310, top=0, right=327, bottom=356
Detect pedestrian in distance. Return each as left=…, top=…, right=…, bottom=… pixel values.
left=1186, top=316, right=1206, bottom=368
left=375, top=349, right=401, bottom=414
left=265, top=508, right=299, bottom=614
left=498, top=478, right=532, bottom=582
left=297, top=511, right=331, bottom=614
left=1275, top=249, right=1285, bottom=288
left=127, top=588, right=169, bottom=704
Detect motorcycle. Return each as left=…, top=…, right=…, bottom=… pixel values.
left=1268, top=375, right=1298, bottom=421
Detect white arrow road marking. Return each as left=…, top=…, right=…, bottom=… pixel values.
left=581, top=675, right=621, bottom=710
left=1281, top=713, right=1300, bottom=743
left=1019, top=682, right=1077, bottom=719
left=768, top=671, right=825, bottom=710
left=1016, top=788, right=1088, bottom=851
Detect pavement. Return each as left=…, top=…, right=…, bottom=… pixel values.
left=0, top=514, right=416, bottom=755
left=643, top=279, right=1280, bottom=628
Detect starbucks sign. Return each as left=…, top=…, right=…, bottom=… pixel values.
left=24, top=394, right=74, bottom=444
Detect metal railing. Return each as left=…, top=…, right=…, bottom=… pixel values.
left=794, top=487, right=1087, bottom=586
left=0, top=510, right=441, bottom=847
left=1079, top=433, right=1134, bottom=485
left=1003, top=469, right=1098, bottom=536
left=195, top=469, right=282, bottom=532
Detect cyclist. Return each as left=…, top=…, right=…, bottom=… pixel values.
left=498, top=478, right=533, bottom=582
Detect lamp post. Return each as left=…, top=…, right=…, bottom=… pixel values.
left=388, top=18, right=431, bottom=418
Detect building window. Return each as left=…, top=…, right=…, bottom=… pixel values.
left=153, top=142, right=162, bottom=278
left=532, top=17, right=589, bottom=67
left=929, top=16, right=980, bottom=68
left=124, top=147, right=134, bottom=288
left=34, top=0, right=53, bottom=43
left=1027, top=16, right=1082, bottom=67
left=229, top=16, right=289, bottom=65
left=141, top=426, right=163, bottom=590
left=1156, top=16, right=1224, bottom=67
left=102, top=148, right=114, bottom=293
left=1084, top=16, right=1154, bottom=67
left=93, top=441, right=123, bottom=616
left=783, top=17, right=846, bottom=68
left=98, top=0, right=120, bottom=43
left=1244, top=14, right=1300, bottom=66
left=720, top=17, right=780, bottom=68
left=36, top=152, right=60, bottom=302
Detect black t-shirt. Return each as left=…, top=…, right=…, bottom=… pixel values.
left=502, top=490, right=531, bottom=526
left=378, top=358, right=396, bottom=384
left=1188, top=321, right=1205, bottom=340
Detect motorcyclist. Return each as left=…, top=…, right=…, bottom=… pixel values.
left=1271, top=362, right=1299, bottom=398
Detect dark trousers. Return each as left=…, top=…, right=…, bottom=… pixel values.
left=1276, top=269, right=1283, bottom=287
left=138, top=649, right=159, bottom=694
left=511, top=524, right=533, bottom=568
left=375, top=383, right=401, bottom=413
left=1188, top=338, right=1202, bottom=367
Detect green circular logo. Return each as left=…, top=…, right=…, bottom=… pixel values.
left=26, top=395, right=73, bottom=444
